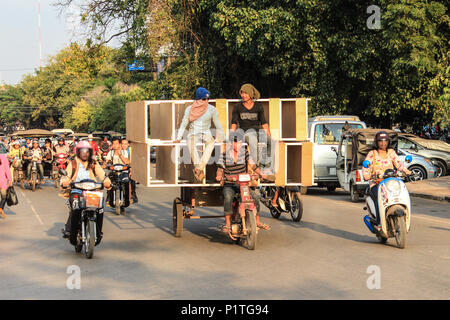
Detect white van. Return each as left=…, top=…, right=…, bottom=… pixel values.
left=306, top=116, right=366, bottom=192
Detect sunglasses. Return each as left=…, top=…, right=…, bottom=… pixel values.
left=79, top=148, right=91, bottom=153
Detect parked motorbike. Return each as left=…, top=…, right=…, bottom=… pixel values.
left=60, top=169, right=104, bottom=259
left=362, top=156, right=417, bottom=249
left=224, top=173, right=260, bottom=250
left=108, top=163, right=131, bottom=215
left=52, top=153, right=68, bottom=188
left=11, top=156, right=25, bottom=189
left=260, top=186, right=303, bottom=222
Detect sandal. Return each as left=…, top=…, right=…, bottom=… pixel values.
left=257, top=223, right=271, bottom=231
left=221, top=225, right=232, bottom=234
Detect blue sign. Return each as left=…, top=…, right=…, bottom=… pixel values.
left=127, top=60, right=145, bottom=71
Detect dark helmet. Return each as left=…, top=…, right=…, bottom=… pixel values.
left=375, top=131, right=390, bottom=147
left=58, top=137, right=65, bottom=142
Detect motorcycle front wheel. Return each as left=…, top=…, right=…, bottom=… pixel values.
left=115, top=188, right=121, bottom=215
left=31, top=172, right=36, bottom=192
left=245, top=210, right=257, bottom=250
left=84, top=220, right=96, bottom=259
left=392, top=215, right=407, bottom=249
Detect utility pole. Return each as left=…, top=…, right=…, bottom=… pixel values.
left=38, top=0, right=42, bottom=68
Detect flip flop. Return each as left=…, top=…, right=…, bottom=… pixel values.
left=257, top=223, right=271, bottom=231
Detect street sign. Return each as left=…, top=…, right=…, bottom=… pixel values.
left=127, top=60, right=145, bottom=71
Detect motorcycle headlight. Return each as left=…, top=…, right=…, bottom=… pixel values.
left=74, top=182, right=96, bottom=190
left=385, top=179, right=401, bottom=195
left=114, top=165, right=124, bottom=171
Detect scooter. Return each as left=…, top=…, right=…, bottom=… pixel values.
left=224, top=173, right=260, bottom=250
left=29, top=156, right=42, bottom=192
left=362, top=155, right=417, bottom=249
left=260, top=186, right=303, bottom=222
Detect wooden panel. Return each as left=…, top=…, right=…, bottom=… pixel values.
left=296, top=98, right=308, bottom=141
left=281, top=100, right=296, bottom=139
left=155, top=146, right=176, bottom=184
left=300, top=141, right=313, bottom=186
left=215, top=99, right=228, bottom=136
left=287, top=144, right=302, bottom=184
left=159, top=102, right=174, bottom=140
left=130, top=142, right=149, bottom=186
left=275, top=141, right=286, bottom=186
left=269, top=98, right=281, bottom=141
left=174, top=102, right=191, bottom=140
left=149, top=103, right=160, bottom=139
left=126, top=101, right=147, bottom=143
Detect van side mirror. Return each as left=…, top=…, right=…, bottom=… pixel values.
left=363, top=160, right=371, bottom=168
left=405, top=155, right=412, bottom=163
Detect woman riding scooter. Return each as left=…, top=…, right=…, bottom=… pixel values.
left=362, top=131, right=411, bottom=225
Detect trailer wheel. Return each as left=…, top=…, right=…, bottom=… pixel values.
left=350, top=183, right=359, bottom=202
left=172, top=198, right=183, bottom=237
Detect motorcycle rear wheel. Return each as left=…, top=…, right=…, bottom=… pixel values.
left=290, top=192, right=304, bottom=222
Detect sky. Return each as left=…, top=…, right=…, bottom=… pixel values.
left=0, top=0, right=82, bottom=85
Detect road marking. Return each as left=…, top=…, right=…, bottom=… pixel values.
left=18, top=189, right=44, bottom=226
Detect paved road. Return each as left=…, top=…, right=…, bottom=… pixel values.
left=0, top=182, right=449, bottom=299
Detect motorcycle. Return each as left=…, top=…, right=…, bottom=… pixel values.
left=11, top=156, right=25, bottom=189
left=107, top=163, right=131, bottom=215
left=60, top=169, right=104, bottom=259
left=52, top=153, right=68, bottom=188
left=224, top=173, right=260, bottom=250
left=362, top=156, right=417, bottom=249
left=260, top=186, right=303, bottom=222
left=29, top=156, right=42, bottom=192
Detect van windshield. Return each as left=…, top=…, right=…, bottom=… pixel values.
left=315, top=123, right=363, bottom=145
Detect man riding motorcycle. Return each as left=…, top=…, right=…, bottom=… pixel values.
left=362, top=131, right=411, bottom=225
left=216, top=134, right=270, bottom=233
left=54, top=137, right=70, bottom=155
left=23, top=140, right=44, bottom=184
left=60, top=141, right=111, bottom=241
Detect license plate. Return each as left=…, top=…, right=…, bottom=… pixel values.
left=329, top=168, right=336, bottom=175
left=85, top=191, right=103, bottom=208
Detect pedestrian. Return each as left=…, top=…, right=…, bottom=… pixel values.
left=0, top=154, right=13, bottom=219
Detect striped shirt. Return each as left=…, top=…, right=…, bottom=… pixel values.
left=219, top=148, right=250, bottom=179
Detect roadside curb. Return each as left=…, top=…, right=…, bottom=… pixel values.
left=410, top=193, right=450, bottom=202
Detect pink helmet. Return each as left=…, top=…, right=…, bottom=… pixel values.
left=75, top=140, right=92, bottom=152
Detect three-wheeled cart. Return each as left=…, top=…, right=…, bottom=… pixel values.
left=125, top=98, right=314, bottom=247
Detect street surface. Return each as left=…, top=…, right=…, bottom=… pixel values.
left=0, top=182, right=449, bottom=299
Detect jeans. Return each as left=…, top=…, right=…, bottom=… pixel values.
left=243, top=129, right=273, bottom=168
left=187, top=134, right=216, bottom=171
left=223, top=184, right=261, bottom=215
left=0, top=188, right=7, bottom=209
left=369, top=185, right=380, bottom=223
left=27, top=162, right=44, bottom=181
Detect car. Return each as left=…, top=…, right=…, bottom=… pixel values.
left=398, top=148, right=437, bottom=181
left=308, top=115, right=367, bottom=192
left=398, top=133, right=450, bottom=177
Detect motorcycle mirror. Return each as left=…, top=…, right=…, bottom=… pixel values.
left=59, top=169, right=68, bottom=176
left=363, top=160, right=371, bottom=168
left=405, top=155, right=413, bottom=163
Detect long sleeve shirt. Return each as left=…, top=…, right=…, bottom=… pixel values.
left=176, top=104, right=224, bottom=142
left=362, top=149, right=404, bottom=186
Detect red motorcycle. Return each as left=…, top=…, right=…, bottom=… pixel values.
left=224, top=173, right=260, bottom=250
left=53, top=153, right=68, bottom=188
